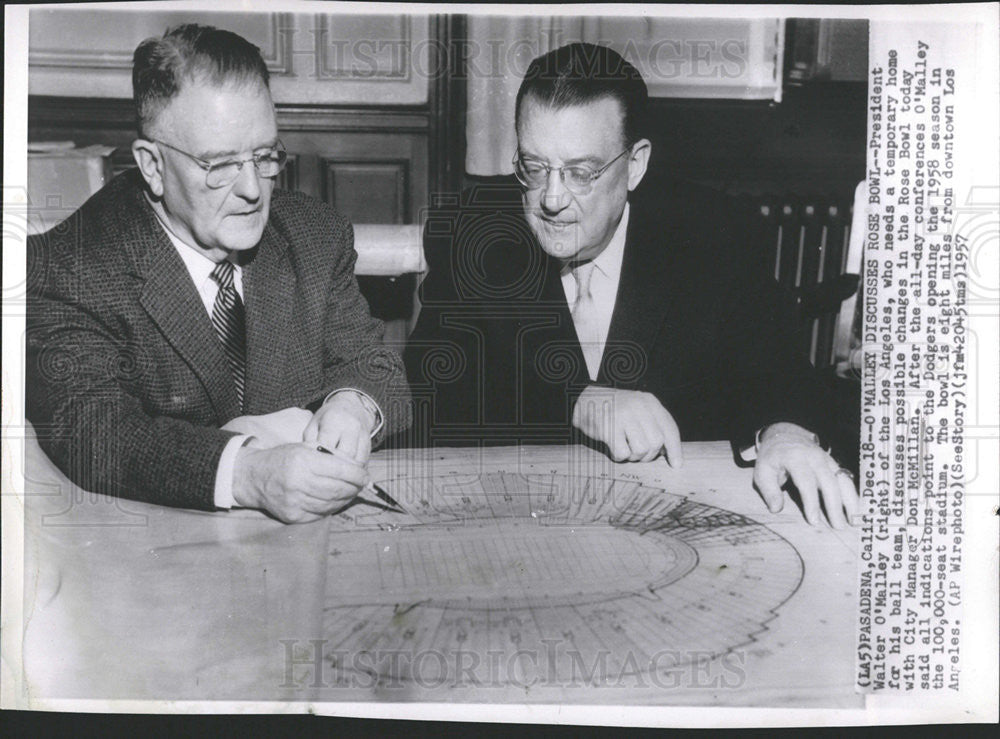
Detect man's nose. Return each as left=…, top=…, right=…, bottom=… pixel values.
left=232, top=160, right=262, bottom=201
left=540, top=168, right=572, bottom=213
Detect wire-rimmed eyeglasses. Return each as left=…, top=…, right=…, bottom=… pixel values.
left=512, top=148, right=630, bottom=194
left=153, top=139, right=288, bottom=189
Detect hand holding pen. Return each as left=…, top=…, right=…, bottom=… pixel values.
left=316, top=444, right=405, bottom=513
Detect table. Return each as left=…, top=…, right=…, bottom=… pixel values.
left=18, top=433, right=861, bottom=707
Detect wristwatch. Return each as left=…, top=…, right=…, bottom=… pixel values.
left=323, top=388, right=384, bottom=437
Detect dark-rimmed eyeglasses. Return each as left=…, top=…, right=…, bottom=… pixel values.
left=153, top=139, right=287, bottom=189
left=512, top=148, right=630, bottom=194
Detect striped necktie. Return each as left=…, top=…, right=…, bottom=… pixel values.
left=210, top=259, right=246, bottom=408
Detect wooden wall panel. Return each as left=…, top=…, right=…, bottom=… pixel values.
left=29, top=10, right=291, bottom=71
left=28, top=9, right=431, bottom=105
left=324, top=161, right=408, bottom=224
left=29, top=98, right=431, bottom=228
left=280, top=141, right=424, bottom=225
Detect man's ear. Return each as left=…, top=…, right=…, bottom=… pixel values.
left=131, top=139, right=165, bottom=198
left=626, top=138, right=651, bottom=192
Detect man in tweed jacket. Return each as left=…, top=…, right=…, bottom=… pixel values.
left=26, top=25, right=411, bottom=523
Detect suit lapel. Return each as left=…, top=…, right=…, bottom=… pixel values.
left=241, top=221, right=295, bottom=413
left=600, top=202, right=683, bottom=385
left=538, top=247, right=592, bottom=386
left=115, top=172, right=240, bottom=422
left=120, top=172, right=296, bottom=418
left=137, top=231, right=241, bottom=422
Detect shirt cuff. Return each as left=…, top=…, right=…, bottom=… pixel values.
left=322, top=388, right=384, bottom=438
left=740, top=425, right=821, bottom=463
left=214, top=434, right=253, bottom=510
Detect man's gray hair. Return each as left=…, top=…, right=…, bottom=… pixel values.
left=132, top=24, right=270, bottom=137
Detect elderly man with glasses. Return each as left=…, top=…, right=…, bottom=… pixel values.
left=404, top=43, right=859, bottom=528
left=26, top=25, right=410, bottom=523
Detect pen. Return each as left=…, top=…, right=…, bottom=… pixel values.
left=315, top=444, right=405, bottom=513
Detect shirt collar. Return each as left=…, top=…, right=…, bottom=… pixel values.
left=559, top=202, right=631, bottom=280
left=590, top=201, right=629, bottom=282
left=154, top=214, right=237, bottom=291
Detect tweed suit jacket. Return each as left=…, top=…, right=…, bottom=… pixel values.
left=403, top=178, right=833, bottom=453
left=26, top=168, right=411, bottom=511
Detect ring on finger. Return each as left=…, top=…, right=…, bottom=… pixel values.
left=834, top=467, right=855, bottom=482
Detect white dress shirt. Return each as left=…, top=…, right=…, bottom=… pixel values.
left=560, top=203, right=630, bottom=381
left=157, top=215, right=385, bottom=509
left=169, top=232, right=246, bottom=314
left=160, top=224, right=250, bottom=509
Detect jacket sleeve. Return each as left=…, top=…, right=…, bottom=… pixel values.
left=296, top=198, right=412, bottom=446
left=398, top=215, right=475, bottom=446
left=25, top=233, right=233, bottom=511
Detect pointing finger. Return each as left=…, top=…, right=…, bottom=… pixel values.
left=754, top=461, right=785, bottom=514
left=658, top=412, right=683, bottom=469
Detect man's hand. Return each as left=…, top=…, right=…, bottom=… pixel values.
left=303, top=391, right=377, bottom=464
left=233, top=443, right=369, bottom=524
left=753, top=422, right=861, bottom=528
left=571, top=386, right=683, bottom=465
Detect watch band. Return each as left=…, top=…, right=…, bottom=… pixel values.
left=322, top=388, right=384, bottom=438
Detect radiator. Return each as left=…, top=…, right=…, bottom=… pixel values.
left=749, top=195, right=857, bottom=369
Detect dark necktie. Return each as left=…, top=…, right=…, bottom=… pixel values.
left=210, top=260, right=246, bottom=408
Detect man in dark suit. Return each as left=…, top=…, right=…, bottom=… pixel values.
left=26, top=25, right=410, bottom=523
left=405, top=43, right=859, bottom=528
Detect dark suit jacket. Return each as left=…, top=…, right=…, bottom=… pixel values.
left=402, top=179, right=832, bottom=453
left=26, top=169, right=411, bottom=511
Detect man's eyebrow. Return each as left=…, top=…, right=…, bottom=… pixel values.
left=195, top=146, right=239, bottom=160
left=518, top=150, right=602, bottom=166
left=198, top=140, right=279, bottom=160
